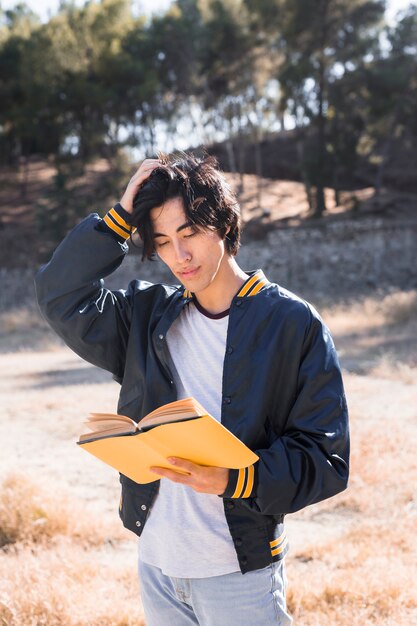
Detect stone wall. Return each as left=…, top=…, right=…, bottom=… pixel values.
left=237, top=218, right=417, bottom=300
left=1, top=218, right=416, bottom=313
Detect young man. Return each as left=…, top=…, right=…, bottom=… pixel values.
left=35, top=152, right=349, bottom=626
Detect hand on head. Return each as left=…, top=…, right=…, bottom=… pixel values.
left=120, top=158, right=171, bottom=214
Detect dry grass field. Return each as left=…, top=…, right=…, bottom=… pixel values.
left=1, top=289, right=416, bottom=625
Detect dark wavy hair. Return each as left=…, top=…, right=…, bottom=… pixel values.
left=128, top=151, right=241, bottom=260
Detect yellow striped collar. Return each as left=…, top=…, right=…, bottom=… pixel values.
left=182, top=270, right=270, bottom=300
left=236, top=270, right=270, bottom=298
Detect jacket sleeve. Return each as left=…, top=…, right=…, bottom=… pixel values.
left=34, top=207, right=137, bottom=381
left=221, top=306, right=350, bottom=515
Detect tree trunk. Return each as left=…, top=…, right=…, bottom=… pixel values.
left=225, top=139, right=237, bottom=176
left=104, top=122, right=120, bottom=170
left=314, top=0, right=330, bottom=217
left=374, top=104, right=401, bottom=199
left=20, top=153, right=30, bottom=200
left=251, top=110, right=264, bottom=212
left=297, top=138, right=314, bottom=212
left=148, top=120, right=156, bottom=156
left=315, top=61, right=327, bottom=216
left=254, top=133, right=263, bottom=211
left=234, top=126, right=246, bottom=219
left=333, top=183, right=340, bottom=208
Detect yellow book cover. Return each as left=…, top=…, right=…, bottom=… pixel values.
left=77, top=397, right=258, bottom=484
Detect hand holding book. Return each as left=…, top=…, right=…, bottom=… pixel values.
left=77, top=397, right=258, bottom=485
left=150, top=455, right=230, bottom=495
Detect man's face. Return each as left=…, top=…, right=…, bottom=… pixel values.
left=150, top=197, right=229, bottom=294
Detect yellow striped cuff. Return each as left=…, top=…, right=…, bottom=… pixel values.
left=230, top=465, right=256, bottom=499
left=242, top=464, right=255, bottom=497
left=103, top=206, right=136, bottom=241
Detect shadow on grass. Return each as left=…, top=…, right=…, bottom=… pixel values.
left=24, top=365, right=111, bottom=388
left=335, top=327, right=417, bottom=375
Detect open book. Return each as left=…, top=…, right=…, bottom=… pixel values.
left=77, top=397, right=258, bottom=484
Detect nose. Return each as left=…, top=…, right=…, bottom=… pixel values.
left=174, top=240, right=191, bottom=264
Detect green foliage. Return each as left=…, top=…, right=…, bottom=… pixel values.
left=275, top=0, right=386, bottom=213
left=34, top=150, right=133, bottom=257
left=1, top=0, right=416, bottom=224
left=34, top=162, right=91, bottom=250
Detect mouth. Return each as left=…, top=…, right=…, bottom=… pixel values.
left=178, top=267, right=200, bottom=280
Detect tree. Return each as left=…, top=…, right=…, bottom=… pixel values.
left=365, top=3, right=417, bottom=197
left=196, top=0, right=282, bottom=209
left=244, top=0, right=386, bottom=215
left=0, top=3, right=43, bottom=170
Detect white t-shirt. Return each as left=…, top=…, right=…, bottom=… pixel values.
left=138, top=300, right=240, bottom=578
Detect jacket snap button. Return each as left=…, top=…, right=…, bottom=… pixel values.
left=226, top=501, right=235, bottom=510
left=235, top=538, right=242, bottom=547
left=223, top=396, right=231, bottom=405
left=158, top=334, right=164, bottom=340
left=235, top=300, right=242, bottom=307
left=241, top=556, right=247, bottom=565
left=141, top=505, right=147, bottom=511
left=226, top=346, right=233, bottom=355
left=135, top=520, right=141, bottom=527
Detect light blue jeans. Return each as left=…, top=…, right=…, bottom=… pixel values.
left=138, top=559, right=293, bottom=626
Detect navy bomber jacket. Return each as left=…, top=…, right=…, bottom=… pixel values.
left=34, top=205, right=350, bottom=574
